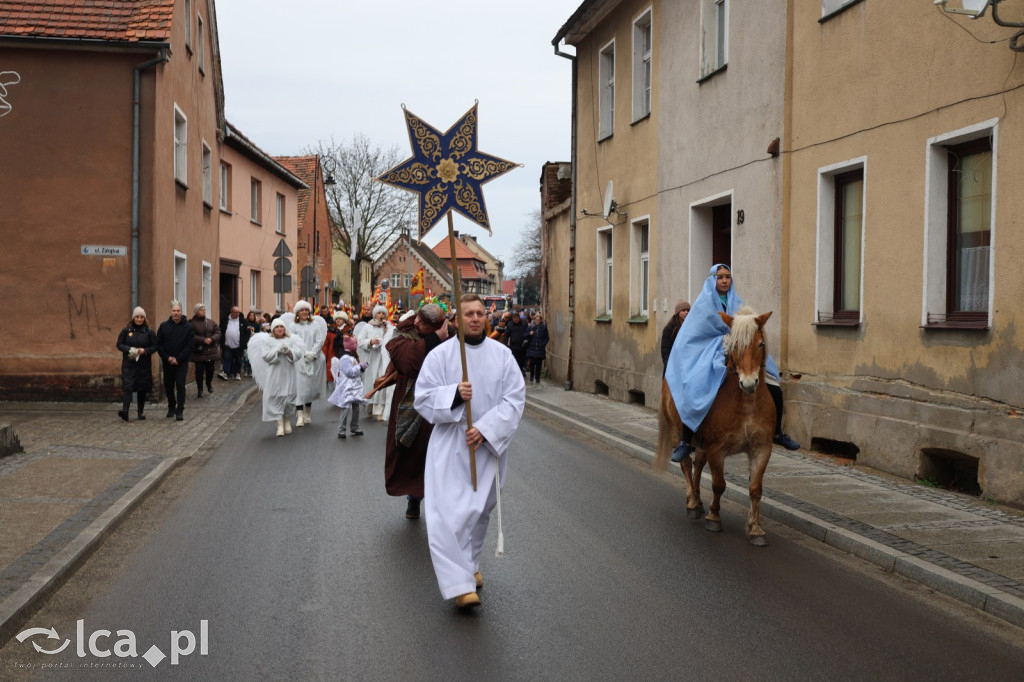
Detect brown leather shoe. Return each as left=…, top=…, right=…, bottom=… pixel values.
left=455, top=592, right=481, bottom=609
left=474, top=571, right=483, bottom=589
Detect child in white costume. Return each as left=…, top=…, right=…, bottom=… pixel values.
left=247, top=318, right=307, bottom=437
left=279, top=301, right=328, bottom=426
left=328, top=335, right=367, bottom=439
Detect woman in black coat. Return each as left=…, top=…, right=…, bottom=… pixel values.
left=524, top=313, right=550, bottom=384
left=115, top=306, right=158, bottom=421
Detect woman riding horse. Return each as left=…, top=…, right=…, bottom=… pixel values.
left=665, top=263, right=799, bottom=460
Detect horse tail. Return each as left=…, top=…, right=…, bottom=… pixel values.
left=655, top=377, right=683, bottom=470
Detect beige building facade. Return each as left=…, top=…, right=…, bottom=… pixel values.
left=553, top=0, right=660, bottom=405
left=785, top=1, right=1024, bottom=503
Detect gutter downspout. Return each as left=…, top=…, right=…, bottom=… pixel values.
left=554, top=41, right=577, bottom=391
left=132, top=48, right=169, bottom=309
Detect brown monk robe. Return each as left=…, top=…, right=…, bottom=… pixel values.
left=381, top=305, right=451, bottom=504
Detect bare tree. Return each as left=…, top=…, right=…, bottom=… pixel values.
left=308, top=134, right=415, bottom=264
left=509, top=209, right=542, bottom=277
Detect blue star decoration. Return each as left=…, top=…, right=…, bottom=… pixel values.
left=376, top=103, right=519, bottom=239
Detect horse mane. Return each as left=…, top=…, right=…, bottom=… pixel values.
left=723, top=305, right=760, bottom=353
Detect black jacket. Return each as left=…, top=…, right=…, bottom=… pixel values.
left=504, top=317, right=529, bottom=351
left=116, top=323, right=157, bottom=392
left=220, top=314, right=252, bottom=350
left=661, top=318, right=682, bottom=371
left=156, top=316, right=195, bottom=365
left=524, top=322, right=549, bottom=359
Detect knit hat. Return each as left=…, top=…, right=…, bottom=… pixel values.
left=270, top=318, right=287, bottom=331
left=132, top=306, right=146, bottom=319
left=193, top=303, right=206, bottom=315
left=333, top=311, right=349, bottom=322
left=343, top=335, right=357, bottom=352
left=675, top=300, right=691, bottom=315
left=372, top=305, right=388, bottom=317
left=293, top=300, right=312, bottom=314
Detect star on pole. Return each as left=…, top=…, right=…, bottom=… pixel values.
left=376, top=103, right=520, bottom=239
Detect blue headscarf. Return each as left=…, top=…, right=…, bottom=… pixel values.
left=665, top=264, right=779, bottom=431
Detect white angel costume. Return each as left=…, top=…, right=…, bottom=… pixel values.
left=414, top=335, right=526, bottom=601
left=280, top=302, right=328, bottom=424
left=356, top=308, right=392, bottom=419
left=247, top=326, right=306, bottom=429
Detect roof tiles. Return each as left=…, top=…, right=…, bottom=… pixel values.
left=0, top=1, right=175, bottom=42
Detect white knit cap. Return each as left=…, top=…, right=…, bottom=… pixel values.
left=373, top=305, right=388, bottom=317
left=293, top=300, right=312, bottom=314
left=270, top=318, right=287, bottom=331
left=333, top=311, right=349, bottom=322
left=132, top=306, right=146, bottom=319
left=193, top=303, right=206, bottom=315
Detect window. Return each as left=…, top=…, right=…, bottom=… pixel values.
left=815, top=159, right=865, bottom=324
left=597, top=228, right=613, bottom=316
left=174, top=105, right=187, bottom=185
left=275, top=292, right=283, bottom=314
left=202, top=262, right=212, bottom=312
left=184, top=0, right=192, bottom=50
left=599, top=41, right=615, bottom=139
left=219, top=162, right=231, bottom=212
left=197, top=14, right=205, bottom=73
left=250, top=271, right=260, bottom=309
left=632, top=9, right=652, bottom=121
left=631, top=218, right=651, bottom=316
left=201, top=142, right=212, bottom=206
left=391, top=273, right=402, bottom=288
left=822, top=0, right=860, bottom=17
left=276, top=193, right=285, bottom=234
left=250, top=178, right=262, bottom=224
left=700, top=0, right=728, bottom=79
left=174, top=252, right=187, bottom=309
left=924, top=121, right=996, bottom=328
left=404, top=273, right=413, bottom=288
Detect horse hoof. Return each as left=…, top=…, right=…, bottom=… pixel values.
left=748, top=535, right=769, bottom=547
left=686, top=507, right=703, bottom=520
left=705, top=519, right=723, bottom=533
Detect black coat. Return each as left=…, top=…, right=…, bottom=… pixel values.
left=156, top=316, right=195, bottom=365
left=116, top=323, right=157, bottom=392
left=220, top=314, right=252, bottom=350
left=504, top=318, right=529, bottom=351
left=524, top=322, right=549, bottom=359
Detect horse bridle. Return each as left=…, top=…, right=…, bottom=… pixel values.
left=725, top=331, right=767, bottom=377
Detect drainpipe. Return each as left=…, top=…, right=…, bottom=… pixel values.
left=132, top=48, right=169, bottom=309
left=554, top=41, right=577, bottom=391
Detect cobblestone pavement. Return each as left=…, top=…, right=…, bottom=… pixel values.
left=1, top=374, right=1023, bottom=645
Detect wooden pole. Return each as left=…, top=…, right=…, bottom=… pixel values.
left=445, top=211, right=477, bottom=490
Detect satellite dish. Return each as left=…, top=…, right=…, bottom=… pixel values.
left=602, top=181, right=615, bottom=218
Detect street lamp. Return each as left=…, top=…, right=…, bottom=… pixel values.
left=935, top=0, right=1024, bottom=51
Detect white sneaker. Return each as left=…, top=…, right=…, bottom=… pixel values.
left=275, top=419, right=284, bottom=437
left=303, top=408, right=312, bottom=425
left=283, top=418, right=292, bottom=435
left=295, top=410, right=305, bottom=427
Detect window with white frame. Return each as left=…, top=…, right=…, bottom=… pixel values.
left=275, top=291, right=283, bottom=313
left=250, top=178, right=262, bottom=224
left=599, top=40, right=615, bottom=139
left=197, top=14, right=205, bottom=73
left=923, top=121, right=996, bottom=328
left=201, top=142, right=212, bottom=206
left=815, top=158, right=866, bottom=324
left=633, top=9, right=652, bottom=121
left=822, top=0, right=859, bottom=17
left=174, top=252, right=187, bottom=309
left=404, top=273, right=413, bottom=288
left=250, top=270, right=260, bottom=309
left=276, top=193, right=285, bottom=234
left=700, top=0, right=728, bottom=78
left=184, top=0, right=192, bottom=49
left=597, top=227, right=613, bottom=315
left=202, top=262, right=212, bottom=312
left=173, top=105, right=187, bottom=185
left=391, top=273, right=402, bottom=288
left=219, top=162, right=231, bottom=211
left=630, top=218, right=651, bottom=316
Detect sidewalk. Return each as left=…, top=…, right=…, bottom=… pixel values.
left=0, top=378, right=256, bottom=645
left=524, top=379, right=1024, bottom=630
left=1, top=377, right=1023, bottom=646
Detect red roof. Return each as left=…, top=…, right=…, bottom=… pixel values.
left=0, top=1, right=175, bottom=42
left=275, top=155, right=317, bottom=227
left=432, top=237, right=478, bottom=260
left=502, top=279, right=516, bottom=296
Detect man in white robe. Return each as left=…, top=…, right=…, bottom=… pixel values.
left=414, top=294, right=526, bottom=609
left=282, top=301, right=328, bottom=426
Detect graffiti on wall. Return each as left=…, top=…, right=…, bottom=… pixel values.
left=67, top=290, right=113, bottom=340
left=0, top=71, right=21, bottom=118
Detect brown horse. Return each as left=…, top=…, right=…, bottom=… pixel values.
left=656, top=307, right=777, bottom=546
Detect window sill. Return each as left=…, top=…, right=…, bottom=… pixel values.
left=250, top=219, right=262, bottom=227
left=594, top=314, right=612, bottom=324
left=626, top=315, right=648, bottom=325
left=175, top=178, right=188, bottom=190
left=220, top=207, right=232, bottom=216
left=922, top=322, right=989, bottom=331
left=630, top=112, right=651, bottom=127
left=276, top=230, right=286, bottom=236
left=203, top=200, right=213, bottom=211
left=697, top=63, right=727, bottom=85
left=819, top=0, right=866, bottom=23
left=597, top=132, right=613, bottom=144
left=814, top=313, right=860, bottom=327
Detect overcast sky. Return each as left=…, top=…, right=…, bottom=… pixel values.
left=216, top=0, right=582, bottom=268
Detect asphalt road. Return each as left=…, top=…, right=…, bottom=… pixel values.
left=2, top=397, right=1024, bottom=681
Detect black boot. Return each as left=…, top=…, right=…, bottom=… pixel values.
left=118, top=392, right=130, bottom=421
left=137, top=394, right=146, bottom=420
left=197, top=382, right=203, bottom=398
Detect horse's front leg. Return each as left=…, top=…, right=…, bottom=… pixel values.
left=704, top=451, right=726, bottom=533
left=745, top=442, right=773, bottom=546
left=681, top=451, right=705, bottom=520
